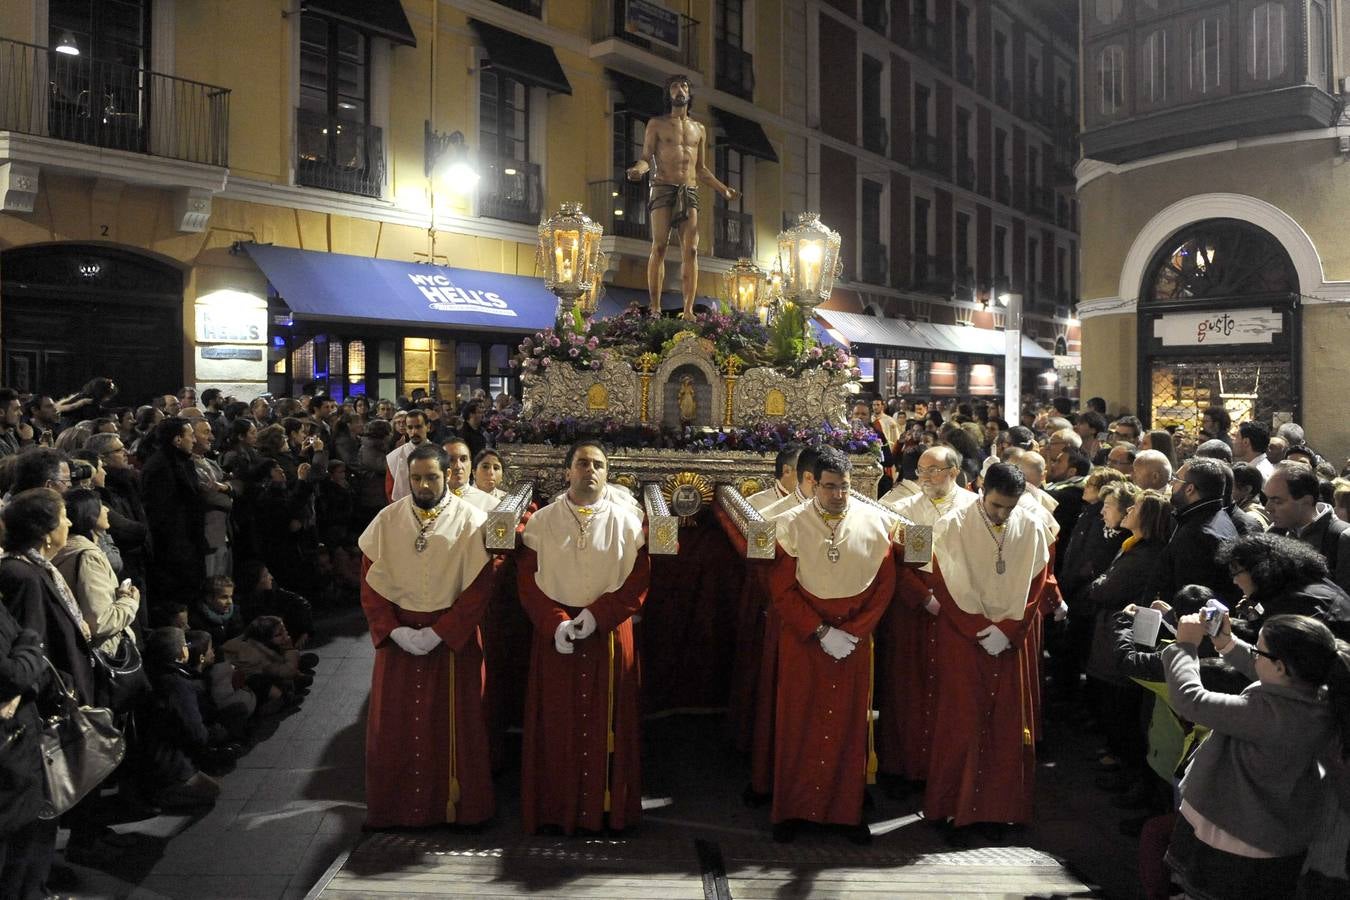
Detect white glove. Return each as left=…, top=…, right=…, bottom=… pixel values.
left=924, top=592, right=940, bottom=616
left=390, top=626, right=428, bottom=656
left=819, top=627, right=860, bottom=660
left=1053, top=600, right=1069, bottom=623
left=411, top=627, right=443, bottom=654
left=976, top=625, right=1011, bottom=657
left=553, top=620, right=576, bottom=655
left=569, top=608, right=597, bottom=640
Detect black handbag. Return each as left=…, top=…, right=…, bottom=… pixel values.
left=37, top=656, right=126, bottom=819
left=92, top=628, right=151, bottom=713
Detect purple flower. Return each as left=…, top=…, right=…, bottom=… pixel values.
left=808, top=346, right=822, bottom=359
left=541, top=358, right=551, bottom=367
left=549, top=336, right=561, bottom=348
left=569, top=347, right=580, bottom=357
left=590, top=360, right=602, bottom=370
left=587, top=337, right=599, bottom=350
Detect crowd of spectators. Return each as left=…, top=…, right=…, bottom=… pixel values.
left=0, top=379, right=501, bottom=896
left=861, top=392, right=1350, bottom=899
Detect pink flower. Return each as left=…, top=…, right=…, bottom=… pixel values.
left=549, top=336, right=561, bottom=348
left=569, top=347, right=580, bottom=357
left=533, top=347, right=543, bottom=356
left=808, top=346, right=822, bottom=359
left=587, top=337, right=599, bottom=350
left=590, top=360, right=602, bottom=370
left=541, top=358, right=551, bottom=367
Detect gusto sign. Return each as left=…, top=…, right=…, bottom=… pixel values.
left=1154, top=308, right=1282, bottom=347
left=408, top=273, right=517, bottom=318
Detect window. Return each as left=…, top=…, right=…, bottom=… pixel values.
left=46, top=0, right=152, bottom=154
left=914, top=195, right=932, bottom=284
left=1309, top=2, right=1329, bottom=90
left=863, top=55, right=887, bottom=154
left=1028, top=147, right=1040, bottom=191
left=1140, top=29, right=1169, bottom=104
left=716, top=0, right=754, bottom=100
left=1097, top=44, right=1126, bottom=115
left=1056, top=246, right=1068, bottom=300
left=1245, top=2, right=1286, bottom=82
left=1186, top=17, right=1225, bottom=96
left=1146, top=219, right=1296, bottom=302
left=1027, top=237, right=1039, bottom=291
left=296, top=14, right=381, bottom=197
left=1092, top=0, right=1124, bottom=27
left=955, top=212, right=971, bottom=281
left=914, top=84, right=931, bottom=136
left=994, top=225, right=1008, bottom=279
left=861, top=179, right=886, bottom=284
left=479, top=69, right=541, bottom=223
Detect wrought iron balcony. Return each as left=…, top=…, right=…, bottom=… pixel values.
left=913, top=254, right=952, bottom=292
left=860, top=240, right=889, bottom=286
left=956, top=52, right=976, bottom=87
left=295, top=109, right=384, bottom=198
left=715, top=40, right=754, bottom=101
left=479, top=154, right=543, bottom=225
left=956, top=155, right=976, bottom=189
left=863, top=116, right=889, bottom=155
left=995, top=77, right=1011, bottom=108
left=914, top=133, right=948, bottom=175
left=0, top=36, right=229, bottom=167
left=588, top=178, right=649, bottom=240
left=713, top=206, right=755, bottom=260
left=994, top=172, right=1011, bottom=205
left=593, top=0, right=699, bottom=71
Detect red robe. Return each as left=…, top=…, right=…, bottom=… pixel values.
left=713, top=504, right=771, bottom=754
left=768, top=550, right=895, bottom=825
left=359, top=556, right=498, bottom=828
left=517, top=546, right=651, bottom=834
left=876, top=563, right=943, bottom=781
left=922, top=558, right=1058, bottom=827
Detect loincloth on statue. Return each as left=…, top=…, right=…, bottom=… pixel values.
left=648, top=183, right=700, bottom=228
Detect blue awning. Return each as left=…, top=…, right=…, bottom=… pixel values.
left=241, top=244, right=561, bottom=334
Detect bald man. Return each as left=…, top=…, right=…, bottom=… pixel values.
left=1106, top=442, right=1137, bottom=475
left=1132, top=449, right=1173, bottom=493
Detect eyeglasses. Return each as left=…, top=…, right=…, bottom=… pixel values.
left=1250, top=646, right=1280, bottom=663
left=916, top=465, right=955, bottom=477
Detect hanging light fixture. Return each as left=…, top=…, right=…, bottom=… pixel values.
left=776, top=213, right=842, bottom=326
left=538, top=201, right=604, bottom=318
left=55, top=31, right=80, bottom=56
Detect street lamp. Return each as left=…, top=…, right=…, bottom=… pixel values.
left=55, top=32, right=80, bottom=56
left=1000, top=291, right=1023, bottom=417
left=424, top=123, right=478, bottom=195
left=776, top=214, right=842, bottom=338
left=720, top=257, right=771, bottom=317
left=538, top=201, right=604, bottom=319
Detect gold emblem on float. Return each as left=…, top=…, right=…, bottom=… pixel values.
left=586, top=383, right=609, bottom=411
left=739, top=476, right=764, bottom=497
left=764, top=388, right=787, bottom=417
left=662, top=471, right=714, bottom=521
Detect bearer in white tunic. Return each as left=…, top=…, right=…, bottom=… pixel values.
left=517, top=441, right=651, bottom=834
left=442, top=437, right=500, bottom=512
left=760, top=447, right=823, bottom=521
left=358, top=442, right=498, bottom=828
left=384, top=409, right=432, bottom=502
left=747, top=446, right=801, bottom=512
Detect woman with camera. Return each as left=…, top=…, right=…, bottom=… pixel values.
left=1163, top=610, right=1350, bottom=899
left=52, top=489, right=139, bottom=656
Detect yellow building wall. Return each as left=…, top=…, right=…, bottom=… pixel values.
left=0, top=7, right=37, bottom=44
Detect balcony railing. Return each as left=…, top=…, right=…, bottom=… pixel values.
left=954, top=265, right=975, bottom=289
left=594, top=0, right=699, bottom=70
left=588, top=178, right=649, bottom=240
left=863, top=116, right=888, bottom=155
left=715, top=40, right=754, bottom=101
left=861, top=0, right=890, bottom=37
left=860, top=241, right=889, bottom=286
left=295, top=109, right=384, bottom=198
left=995, top=77, right=1011, bottom=108
left=714, top=206, right=755, bottom=259
left=994, top=172, right=1011, bottom=204
left=0, top=36, right=229, bottom=167
left=491, top=0, right=543, bottom=15
left=914, top=133, right=948, bottom=175
left=956, top=51, right=975, bottom=86
left=913, top=254, right=952, bottom=292
left=479, top=154, right=543, bottom=225
left=955, top=155, right=976, bottom=189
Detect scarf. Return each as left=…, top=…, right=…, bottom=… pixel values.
left=4, top=548, right=90, bottom=639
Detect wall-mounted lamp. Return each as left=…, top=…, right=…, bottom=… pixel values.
left=424, top=122, right=479, bottom=195
left=55, top=31, right=80, bottom=56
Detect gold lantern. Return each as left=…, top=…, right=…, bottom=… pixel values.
left=776, top=213, right=842, bottom=316
left=577, top=251, right=608, bottom=315
left=720, top=257, right=770, bottom=316
left=538, top=201, right=604, bottom=317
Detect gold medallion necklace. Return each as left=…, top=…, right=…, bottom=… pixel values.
left=813, top=499, right=846, bottom=564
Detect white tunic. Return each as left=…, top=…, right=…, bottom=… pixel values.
left=776, top=499, right=895, bottom=600
left=932, top=500, right=1050, bottom=623
left=888, top=488, right=978, bottom=573
left=385, top=441, right=417, bottom=502
left=452, top=484, right=499, bottom=513
left=553, top=483, right=644, bottom=521
left=878, top=479, right=922, bottom=506
left=522, top=497, right=645, bottom=608
left=747, top=481, right=789, bottom=512
left=357, top=494, right=491, bottom=613
left=760, top=487, right=811, bottom=521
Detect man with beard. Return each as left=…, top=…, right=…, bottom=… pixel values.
left=626, top=73, right=740, bottom=319
left=441, top=438, right=498, bottom=512
left=767, top=447, right=896, bottom=843
left=1145, top=457, right=1242, bottom=609
left=923, top=463, right=1059, bottom=845
left=357, top=443, right=498, bottom=829
left=518, top=441, right=650, bottom=834
left=877, top=444, right=977, bottom=790
left=384, top=409, right=430, bottom=502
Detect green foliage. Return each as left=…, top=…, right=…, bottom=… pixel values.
left=769, top=303, right=815, bottom=366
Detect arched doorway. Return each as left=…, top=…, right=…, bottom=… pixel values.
left=1, top=244, right=184, bottom=404
left=1136, top=218, right=1300, bottom=435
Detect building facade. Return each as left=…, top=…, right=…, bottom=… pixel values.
left=0, top=0, right=1077, bottom=407
left=1076, top=0, right=1349, bottom=454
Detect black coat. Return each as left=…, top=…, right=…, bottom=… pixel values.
left=1146, top=498, right=1242, bottom=608
left=103, top=466, right=151, bottom=572
left=1047, top=477, right=1087, bottom=574
left=0, top=602, right=47, bottom=836
left=1060, top=505, right=1128, bottom=606
left=1088, top=538, right=1167, bottom=614
left=1234, top=578, right=1350, bottom=643
left=1271, top=509, right=1350, bottom=596
left=0, top=556, right=95, bottom=705
left=140, top=447, right=208, bottom=595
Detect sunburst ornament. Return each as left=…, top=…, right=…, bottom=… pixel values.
left=661, top=471, right=715, bottom=523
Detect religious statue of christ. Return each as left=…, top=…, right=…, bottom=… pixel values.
left=626, top=73, right=740, bottom=320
